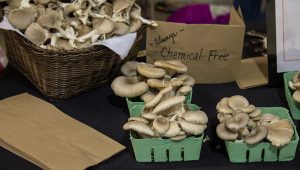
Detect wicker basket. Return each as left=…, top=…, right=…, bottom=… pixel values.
left=0, top=4, right=145, bottom=101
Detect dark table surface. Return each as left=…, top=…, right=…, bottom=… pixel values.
left=0, top=65, right=299, bottom=170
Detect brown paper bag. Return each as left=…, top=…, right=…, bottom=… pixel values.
left=146, top=8, right=245, bottom=84
left=0, top=93, right=125, bottom=170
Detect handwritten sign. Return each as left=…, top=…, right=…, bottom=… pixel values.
left=146, top=9, right=245, bottom=84
left=275, top=0, right=300, bottom=72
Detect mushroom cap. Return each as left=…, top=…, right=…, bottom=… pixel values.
left=217, top=113, right=233, bottom=123
left=244, top=126, right=268, bottom=145
left=289, top=81, right=296, bottom=90
left=145, top=85, right=173, bottom=108
left=178, top=119, right=206, bottom=136
left=225, top=112, right=250, bottom=132
left=164, top=121, right=181, bottom=138
left=182, top=111, right=208, bottom=125
left=260, top=113, right=280, bottom=125
left=238, top=105, right=256, bottom=113
left=238, top=127, right=250, bottom=137
left=100, top=2, right=113, bottom=17
left=6, top=0, right=22, bottom=7
left=8, top=7, right=36, bottom=30
left=154, top=60, right=188, bottom=74
left=249, top=108, right=262, bottom=118
left=293, top=71, right=300, bottom=83
left=37, top=10, right=60, bottom=29
left=175, top=74, right=195, bottom=86
left=93, top=18, right=114, bottom=34
left=140, top=91, right=156, bottom=103
left=228, top=95, right=250, bottom=110
left=25, top=23, right=49, bottom=46
left=111, top=76, right=148, bottom=98
left=112, top=22, right=129, bottom=36
left=123, top=121, right=154, bottom=137
left=176, top=86, right=192, bottom=95
left=216, top=123, right=239, bottom=141
left=128, top=18, right=142, bottom=33
left=121, top=61, right=137, bottom=77
left=216, top=97, right=234, bottom=114
left=112, top=0, right=132, bottom=13
left=141, top=109, right=158, bottom=120
left=128, top=116, right=149, bottom=124
left=152, top=96, right=185, bottom=115
left=292, top=91, right=300, bottom=103
left=265, top=119, right=294, bottom=147
left=147, top=78, right=183, bottom=89
left=153, top=115, right=170, bottom=135
left=55, top=39, right=73, bottom=50
left=170, top=134, right=187, bottom=141
left=137, top=63, right=166, bottom=79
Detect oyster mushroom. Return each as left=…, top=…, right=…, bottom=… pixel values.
left=153, top=115, right=170, bottom=135
left=292, top=91, right=300, bottom=103
left=260, top=113, right=280, bottom=125
left=154, top=60, right=188, bottom=78
left=145, top=85, right=173, bottom=108
left=216, top=97, right=234, bottom=114
left=121, top=61, right=137, bottom=77
left=264, top=119, right=294, bottom=147
left=151, top=95, right=185, bottom=115
left=130, top=3, right=157, bottom=27
left=141, top=108, right=157, bottom=120
left=225, top=112, right=250, bottom=132
left=128, top=116, right=149, bottom=124
left=147, top=78, right=183, bottom=90
left=8, top=7, right=36, bottom=30
left=178, top=119, right=206, bottom=136
left=140, top=91, right=156, bottom=103
left=77, top=17, right=114, bottom=42
left=216, top=123, right=239, bottom=141
left=174, top=74, right=195, bottom=87
left=123, top=121, right=154, bottom=137
left=170, top=133, right=187, bottom=141
left=182, top=111, right=208, bottom=125
left=25, top=23, right=50, bottom=46
left=110, top=22, right=129, bottom=36
left=164, top=121, right=181, bottom=138
left=111, top=76, right=148, bottom=98
left=244, top=126, right=268, bottom=145
left=128, top=18, right=142, bottom=33
left=137, top=63, right=166, bottom=79
left=6, top=0, right=22, bottom=8
left=111, top=0, right=134, bottom=22
left=176, top=86, right=192, bottom=96
left=227, top=95, right=250, bottom=111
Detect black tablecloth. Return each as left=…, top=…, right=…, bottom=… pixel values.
left=0, top=65, right=299, bottom=170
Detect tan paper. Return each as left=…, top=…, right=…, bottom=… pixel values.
left=236, top=56, right=268, bottom=89
left=0, top=93, right=125, bottom=170
left=146, top=8, right=245, bottom=84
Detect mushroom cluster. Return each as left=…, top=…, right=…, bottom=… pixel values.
left=216, top=95, right=294, bottom=147
left=2, top=0, right=157, bottom=50
left=289, top=71, right=300, bottom=104
left=112, top=60, right=207, bottom=140
left=123, top=106, right=208, bottom=141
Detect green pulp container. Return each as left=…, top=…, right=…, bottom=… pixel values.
left=283, top=72, right=300, bottom=120
left=126, top=92, right=193, bottom=115
left=225, top=107, right=299, bottom=163
left=129, top=104, right=204, bottom=162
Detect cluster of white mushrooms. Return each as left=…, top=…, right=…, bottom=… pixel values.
left=1, top=0, right=157, bottom=50
left=111, top=60, right=208, bottom=141
left=216, top=95, right=294, bottom=147
left=289, top=71, right=300, bottom=104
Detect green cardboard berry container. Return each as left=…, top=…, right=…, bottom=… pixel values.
left=126, top=91, right=193, bottom=115
left=283, top=72, right=300, bottom=120
left=225, top=107, right=299, bottom=163
left=129, top=104, right=204, bottom=162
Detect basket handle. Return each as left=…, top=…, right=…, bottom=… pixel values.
left=0, top=2, right=4, bottom=22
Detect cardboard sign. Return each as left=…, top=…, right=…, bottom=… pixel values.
left=275, top=0, right=300, bottom=73
left=146, top=8, right=245, bottom=84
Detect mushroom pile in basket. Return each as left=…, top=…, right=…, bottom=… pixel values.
left=216, top=95, right=294, bottom=147
left=2, top=0, right=156, bottom=50
left=289, top=71, right=300, bottom=104
left=111, top=60, right=208, bottom=141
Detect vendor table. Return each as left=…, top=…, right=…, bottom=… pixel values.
left=0, top=65, right=299, bottom=170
